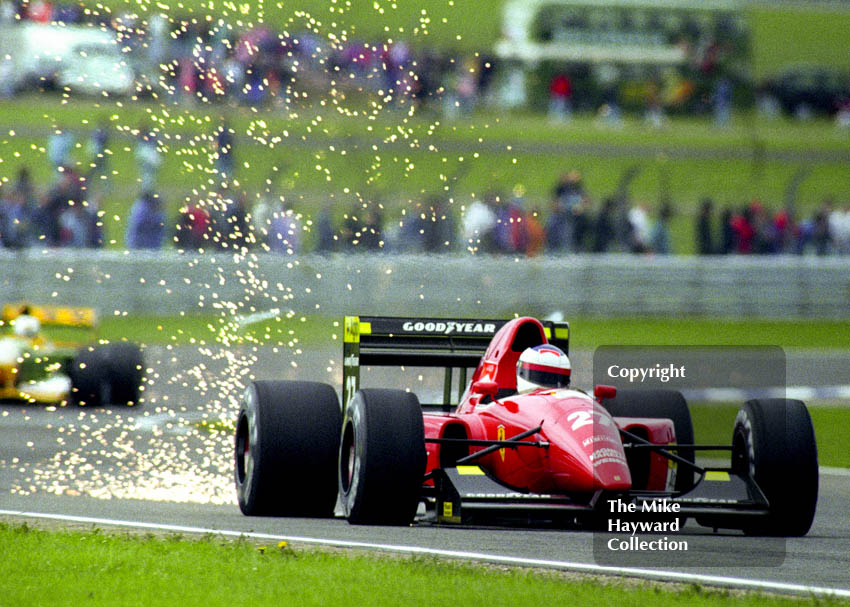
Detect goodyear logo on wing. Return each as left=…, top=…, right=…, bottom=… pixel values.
left=401, top=321, right=497, bottom=335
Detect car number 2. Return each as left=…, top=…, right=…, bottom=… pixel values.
left=567, top=411, right=592, bottom=431
left=567, top=410, right=611, bottom=431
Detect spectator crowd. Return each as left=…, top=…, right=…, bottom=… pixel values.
left=3, top=156, right=850, bottom=257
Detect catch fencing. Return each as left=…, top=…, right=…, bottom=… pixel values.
left=1, top=249, right=848, bottom=318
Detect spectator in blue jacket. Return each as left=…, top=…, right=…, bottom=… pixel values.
left=126, top=191, right=166, bottom=249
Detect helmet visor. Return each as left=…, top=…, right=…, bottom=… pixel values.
left=518, top=362, right=570, bottom=389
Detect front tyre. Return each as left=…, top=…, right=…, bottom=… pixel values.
left=235, top=380, right=341, bottom=517
left=339, top=389, right=426, bottom=525
left=732, top=399, right=818, bottom=536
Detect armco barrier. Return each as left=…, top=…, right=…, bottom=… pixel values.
left=1, top=249, right=849, bottom=318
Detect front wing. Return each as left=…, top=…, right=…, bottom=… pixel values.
left=423, top=464, right=769, bottom=528
left=0, top=373, right=72, bottom=404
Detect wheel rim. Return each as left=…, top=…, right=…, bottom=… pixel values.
left=235, top=415, right=251, bottom=485
left=732, top=430, right=747, bottom=476
left=347, top=444, right=355, bottom=486
left=732, top=423, right=754, bottom=480
left=339, top=422, right=355, bottom=493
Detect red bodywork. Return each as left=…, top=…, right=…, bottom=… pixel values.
left=423, top=317, right=675, bottom=497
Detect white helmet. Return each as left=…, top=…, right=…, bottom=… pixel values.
left=13, top=314, right=41, bottom=338
left=516, top=344, right=571, bottom=392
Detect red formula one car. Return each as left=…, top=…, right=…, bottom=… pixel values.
left=234, top=316, right=818, bottom=536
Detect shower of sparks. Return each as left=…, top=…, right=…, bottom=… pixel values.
left=1, top=0, right=484, bottom=506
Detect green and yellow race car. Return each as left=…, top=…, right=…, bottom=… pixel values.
left=0, top=304, right=144, bottom=406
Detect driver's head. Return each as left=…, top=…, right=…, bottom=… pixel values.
left=13, top=314, right=40, bottom=338
left=516, top=344, right=571, bottom=392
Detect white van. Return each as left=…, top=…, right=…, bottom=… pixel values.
left=0, top=22, right=135, bottom=96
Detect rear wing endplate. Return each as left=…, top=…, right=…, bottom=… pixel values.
left=342, top=316, right=569, bottom=409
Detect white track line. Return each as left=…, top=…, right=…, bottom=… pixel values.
left=821, top=466, right=850, bottom=477
left=1, top=509, right=848, bottom=599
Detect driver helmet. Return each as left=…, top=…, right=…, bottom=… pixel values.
left=13, top=314, right=41, bottom=338
left=516, top=344, right=571, bottom=392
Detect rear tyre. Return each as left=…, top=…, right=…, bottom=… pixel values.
left=69, top=345, right=111, bottom=406
left=102, top=343, right=145, bottom=405
left=235, top=380, right=341, bottom=517
left=339, top=389, right=426, bottom=525
left=731, top=399, right=818, bottom=536
left=603, top=389, right=695, bottom=494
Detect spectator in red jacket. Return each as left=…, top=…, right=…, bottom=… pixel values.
left=730, top=207, right=755, bottom=254
left=525, top=208, right=546, bottom=257
left=548, top=73, right=573, bottom=123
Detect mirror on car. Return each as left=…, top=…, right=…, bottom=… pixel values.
left=594, top=384, right=617, bottom=400
left=471, top=381, right=499, bottom=398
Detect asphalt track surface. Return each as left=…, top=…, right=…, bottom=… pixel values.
left=1, top=345, right=849, bottom=597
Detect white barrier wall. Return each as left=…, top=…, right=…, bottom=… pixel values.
left=2, top=249, right=848, bottom=318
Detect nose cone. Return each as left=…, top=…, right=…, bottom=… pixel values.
left=542, top=401, right=632, bottom=493
left=590, top=452, right=632, bottom=491
left=545, top=440, right=631, bottom=492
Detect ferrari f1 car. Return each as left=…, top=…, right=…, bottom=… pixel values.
left=235, top=316, right=818, bottom=536
left=0, top=303, right=144, bottom=406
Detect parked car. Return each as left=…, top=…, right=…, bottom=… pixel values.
left=0, top=22, right=135, bottom=96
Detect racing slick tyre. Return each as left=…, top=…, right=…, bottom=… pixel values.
left=339, top=389, right=426, bottom=525
left=730, top=399, right=818, bottom=536
left=602, top=389, right=695, bottom=494
left=68, top=345, right=111, bottom=407
left=235, top=380, right=341, bottom=517
left=102, top=342, right=144, bottom=406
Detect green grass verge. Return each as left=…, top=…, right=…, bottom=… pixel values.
left=96, top=314, right=850, bottom=349
left=567, top=317, right=850, bottom=350
left=691, top=403, right=850, bottom=470
left=6, top=95, right=850, bottom=153
left=749, top=5, right=850, bottom=76
left=0, top=523, right=843, bottom=607
left=96, top=312, right=339, bottom=347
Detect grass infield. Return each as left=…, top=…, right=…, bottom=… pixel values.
left=0, top=523, right=844, bottom=607
left=95, top=314, right=850, bottom=349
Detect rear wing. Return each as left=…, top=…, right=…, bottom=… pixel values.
left=2, top=303, right=97, bottom=328
left=342, top=316, right=569, bottom=409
